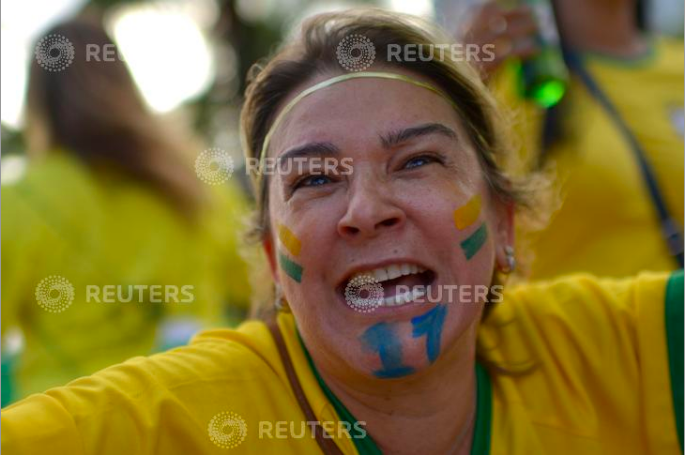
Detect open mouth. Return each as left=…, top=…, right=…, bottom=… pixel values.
left=338, top=263, right=437, bottom=308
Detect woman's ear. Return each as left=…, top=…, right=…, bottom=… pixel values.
left=263, top=236, right=281, bottom=285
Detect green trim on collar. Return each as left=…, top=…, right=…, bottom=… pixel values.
left=298, top=333, right=382, bottom=454
left=665, top=269, right=684, bottom=451
left=298, top=332, right=492, bottom=454
left=471, top=362, right=492, bottom=455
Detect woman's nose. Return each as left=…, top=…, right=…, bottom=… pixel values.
left=337, top=178, right=405, bottom=240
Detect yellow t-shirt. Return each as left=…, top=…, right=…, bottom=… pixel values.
left=2, top=271, right=682, bottom=454
left=1, top=152, right=251, bottom=400
left=495, top=38, right=684, bottom=279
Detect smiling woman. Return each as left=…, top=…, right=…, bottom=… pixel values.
left=2, top=8, right=683, bottom=455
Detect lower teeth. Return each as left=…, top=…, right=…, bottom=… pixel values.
left=382, top=288, right=426, bottom=307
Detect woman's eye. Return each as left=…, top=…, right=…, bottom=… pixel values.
left=294, top=174, right=332, bottom=190
left=404, top=154, right=439, bottom=170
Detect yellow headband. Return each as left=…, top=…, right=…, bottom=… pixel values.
left=256, top=71, right=473, bottom=182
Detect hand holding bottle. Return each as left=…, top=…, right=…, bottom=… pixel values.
left=461, top=2, right=540, bottom=80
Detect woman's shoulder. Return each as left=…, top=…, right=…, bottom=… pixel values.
left=1, top=319, right=291, bottom=453
left=7, top=319, right=279, bottom=406
left=479, top=270, right=680, bottom=376
left=480, top=271, right=683, bottom=451
left=496, top=270, right=675, bottom=321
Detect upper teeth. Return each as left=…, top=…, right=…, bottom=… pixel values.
left=351, top=263, right=426, bottom=283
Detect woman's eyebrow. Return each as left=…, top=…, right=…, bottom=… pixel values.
left=380, top=123, right=458, bottom=149
left=277, top=142, right=340, bottom=164
left=275, top=122, right=457, bottom=162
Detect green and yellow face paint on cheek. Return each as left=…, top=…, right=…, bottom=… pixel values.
left=453, top=195, right=488, bottom=260
left=277, top=224, right=303, bottom=283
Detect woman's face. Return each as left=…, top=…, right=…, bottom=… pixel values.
left=264, top=70, right=513, bottom=380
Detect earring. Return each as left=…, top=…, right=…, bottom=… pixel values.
left=273, top=285, right=291, bottom=313
left=500, top=245, right=516, bottom=274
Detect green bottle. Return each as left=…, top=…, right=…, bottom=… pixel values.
left=516, top=0, right=568, bottom=107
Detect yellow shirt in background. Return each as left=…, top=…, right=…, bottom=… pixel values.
left=2, top=271, right=681, bottom=454
left=495, top=37, right=684, bottom=279
left=1, top=151, right=251, bottom=399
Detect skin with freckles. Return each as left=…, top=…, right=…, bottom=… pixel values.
left=261, top=69, right=514, bottom=454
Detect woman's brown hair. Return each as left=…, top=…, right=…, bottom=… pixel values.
left=26, top=15, right=203, bottom=217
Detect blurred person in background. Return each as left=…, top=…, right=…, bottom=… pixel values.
left=447, top=0, right=684, bottom=279
left=1, top=15, right=251, bottom=403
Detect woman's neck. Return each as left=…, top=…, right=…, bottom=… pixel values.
left=316, top=322, right=480, bottom=455
left=554, top=0, right=648, bottom=57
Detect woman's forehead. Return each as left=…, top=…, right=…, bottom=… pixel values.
left=268, top=72, right=467, bottom=158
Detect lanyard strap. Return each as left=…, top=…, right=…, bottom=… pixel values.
left=564, top=51, right=684, bottom=268
left=267, top=320, right=345, bottom=455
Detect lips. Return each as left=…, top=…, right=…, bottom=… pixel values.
left=338, top=261, right=436, bottom=308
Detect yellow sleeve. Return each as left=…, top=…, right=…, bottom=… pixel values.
left=481, top=271, right=683, bottom=453
left=1, top=322, right=333, bottom=455
left=1, top=343, right=239, bottom=455
left=1, top=358, right=180, bottom=455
